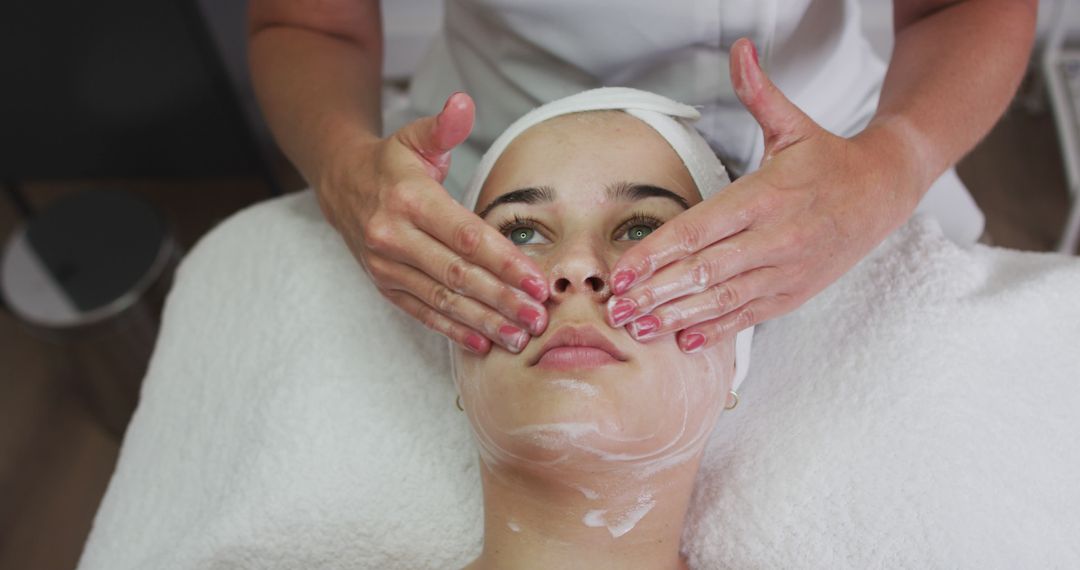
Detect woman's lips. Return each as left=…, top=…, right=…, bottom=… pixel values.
left=535, top=346, right=619, bottom=370
left=529, top=324, right=628, bottom=370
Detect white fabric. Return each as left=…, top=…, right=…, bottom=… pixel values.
left=461, top=87, right=730, bottom=209
left=461, top=86, right=752, bottom=391
left=80, top=192, right=1080, bottom=569
left=400, top=0, right=984, bottom=243
left=915, top=167, right=987, bottom=245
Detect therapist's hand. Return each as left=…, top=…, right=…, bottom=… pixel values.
left=317, top=92, right=549, bottom=355
left=606, top=38, right=922, bottom=352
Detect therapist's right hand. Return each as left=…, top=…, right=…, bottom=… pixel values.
left=315, top=92, right=549, bottom=355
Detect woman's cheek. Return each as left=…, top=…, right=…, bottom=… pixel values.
left=454, top=350, right=499, bottom=410
left=452, top=339, right=734, bottom=470
left=623, top=345, right=724, bottom=437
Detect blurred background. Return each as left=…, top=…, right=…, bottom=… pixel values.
left=1, top=0, right=1078, bottom=567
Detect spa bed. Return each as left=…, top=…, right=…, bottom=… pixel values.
left=77, top=191, right=1080, bottom=569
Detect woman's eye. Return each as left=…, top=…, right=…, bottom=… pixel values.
left=506, top=226, right=547, bottom=245
left=620, top=224, right=655, bottom=241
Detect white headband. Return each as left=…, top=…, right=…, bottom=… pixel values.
left=462, top=87, right=753, bottom=391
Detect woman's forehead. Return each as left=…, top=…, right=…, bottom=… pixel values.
left=475, top=111, right=701, bottom=211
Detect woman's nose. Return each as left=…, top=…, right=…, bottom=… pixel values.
left=548, top=247, right=611, bottom=302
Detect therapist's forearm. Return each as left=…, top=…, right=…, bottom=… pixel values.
left=866, top=0, right=1037, bottom=196
left=248, top=25, right=383, bottom=187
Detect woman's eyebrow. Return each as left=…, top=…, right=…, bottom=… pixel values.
left=606, top=181, right=690, bottom=210
left=477, top=181, right=688, bottom=219
left=477, top=185, right=555, bottom=218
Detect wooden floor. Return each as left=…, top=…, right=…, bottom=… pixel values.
left=0, top=85, right=1073, bottom=569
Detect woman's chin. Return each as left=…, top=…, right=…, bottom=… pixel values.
left=474, top=407, right=677, bottom=473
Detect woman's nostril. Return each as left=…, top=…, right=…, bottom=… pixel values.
left=550, top=276, right=606, bottom=295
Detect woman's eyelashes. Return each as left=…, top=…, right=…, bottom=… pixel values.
left=498, top=214, right=551, bottom=245
left=494, top=212, right=665, bottom=246
left=615, top=213, right=663, bottom=241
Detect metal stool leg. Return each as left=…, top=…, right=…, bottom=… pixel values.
left=1059, top=187, right=1080, bottom=254
left=1042, top=0, right=1080, bottom=255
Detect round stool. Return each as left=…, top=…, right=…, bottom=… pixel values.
left=1, top=189, right=180, bottom=439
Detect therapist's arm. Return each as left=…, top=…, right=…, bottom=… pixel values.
left=874, top=0, right=1038, bottom=191
left=247, top=0, right=549, bottom=356
left=605, top=0, right=1036, bottom=351
left=248, top=0, right=383, bottom=184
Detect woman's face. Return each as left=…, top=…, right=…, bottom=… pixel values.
left=454, top=111, right=735, bottom=474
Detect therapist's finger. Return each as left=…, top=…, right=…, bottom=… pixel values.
left=675, top=293, right=793, bottom=353
left=388, top=223, right=547, bottom=336
left=387, top=260, right=534, bottom=353
left=393, top=91, right=548, bottom=306
left=608, top=187, right=755, bottom=296
left=410, top=194, right=550, bottom=314
left=383, top=289, right=491, bottom=355
left=623, top=268, right=780, bottom=341
left=606, top=230, right=768, bottom=327
left=730, top=37, right=815, bottom=162
left=395, top=92, right=476, bottom=182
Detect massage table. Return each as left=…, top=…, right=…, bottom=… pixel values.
left=78, top=191, right=1080, bottom=568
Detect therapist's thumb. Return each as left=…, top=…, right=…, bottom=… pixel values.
left=730, top=38, right=815, bottom=162
left=397, top=92, right=476, bottom=181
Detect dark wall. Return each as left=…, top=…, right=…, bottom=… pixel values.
left=0, top=0, right=262, bottom=179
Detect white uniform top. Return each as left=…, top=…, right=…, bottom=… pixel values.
left=403, top=0, right=985, bottom=244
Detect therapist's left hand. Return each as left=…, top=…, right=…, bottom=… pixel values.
left=606, top=38, right=923, bottom=352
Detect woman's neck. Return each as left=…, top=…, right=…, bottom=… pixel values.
left=464, top=455, right=703, bottom=570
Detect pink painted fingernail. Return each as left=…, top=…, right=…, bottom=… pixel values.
left=517, top=306, right=545, bottom=334
left=630, top=315, right=661, bottom=339
left=520, top=277, right=547, bottom=301
left=611, top=269, right=636, bottom=295
left=443, top=91, right=464, bottom=112
left=607, top=297, right=638, bottom=326
left=680, top=332, right=707, bottom=353
left=464, top=333, right=489, bottom=354
left=499, top=325, right=528, bottom=353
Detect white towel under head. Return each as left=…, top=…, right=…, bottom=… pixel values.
left=460, top=86, right=753, bottom=390
left=77, top=191, right=1080, bottom=568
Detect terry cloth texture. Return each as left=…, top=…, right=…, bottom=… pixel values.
left=79, top=191, right=1080, bottom=569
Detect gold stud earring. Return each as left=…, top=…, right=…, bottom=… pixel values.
left=725, top=390, right=739, bottom=410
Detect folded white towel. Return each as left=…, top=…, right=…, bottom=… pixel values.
left=461, top=86, right=753, bottom=391
left=79, top=192, right=1080, bottom=569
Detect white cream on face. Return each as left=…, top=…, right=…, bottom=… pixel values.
left=549, top=378, right=600, bottom=398
left=453, top=110, right=736, bottom=539
left=454, top=346, right=730, bottom=465
left=573, top=484, right=600, bottom=500
left=583, top=490, right=657, bottom=538
left=453, top=339, right=733, bottom=537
